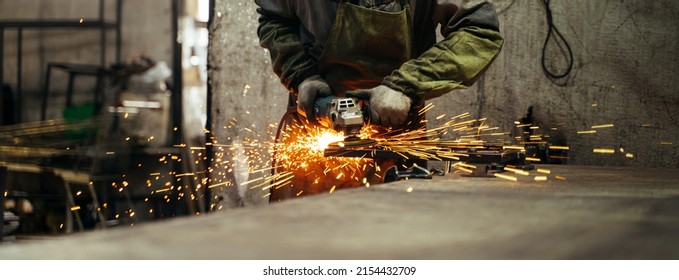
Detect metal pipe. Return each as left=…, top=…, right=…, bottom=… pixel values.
left=99, top=0, right=105, bottom=21
left=0, top=28, right=4, bottom=125
left=116, top=0, right=123, bottom=63
left=99, top=0, right=106, bottom=67
left=0, top=21, right=120, bottom=28
left=41, top=64, right=52, bottom=121
left=16, top=28, right=22, bottom=123
left=66, top=73, right=75, bottom=107
left=204, top=0, right=215, bottom=212
left=171, top=0, right=184, bottom=215
left=171, top=0, right=183, bottom=147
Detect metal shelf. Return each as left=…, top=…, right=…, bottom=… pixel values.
left=0, top=0, right=122, bottom=124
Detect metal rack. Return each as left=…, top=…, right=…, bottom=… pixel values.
left=0, top=1, right=198, bottom=239
left=0, top=0, right=122, bottom=123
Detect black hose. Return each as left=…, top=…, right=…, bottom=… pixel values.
left=271, top=107, right=299, bottom=176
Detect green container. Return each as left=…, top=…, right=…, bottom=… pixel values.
left=62, top=102, right=97, bottom=143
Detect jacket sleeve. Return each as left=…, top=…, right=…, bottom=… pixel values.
left=255, top=0, right=319, bottom=91
left=383, top=1, right=505, bottom=101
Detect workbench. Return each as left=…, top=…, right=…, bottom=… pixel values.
left=0, top=165, right=677, bottom=259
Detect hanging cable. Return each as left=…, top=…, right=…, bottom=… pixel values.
left=271, top=107, right=299, bottom=176
left=541, top=0, right=574, bottom=79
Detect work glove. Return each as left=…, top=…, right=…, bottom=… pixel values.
left=297, top=75, right=332, bottom=124
left=346, top=85, right=412, bottom=129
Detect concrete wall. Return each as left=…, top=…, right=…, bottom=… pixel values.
left=471, top=0, right=679, bottom=168
left=208, top=0, right=679, bottom=206
left=0, top=0, right=173, bottom=121
left=208, top=1, right=283, bottom=207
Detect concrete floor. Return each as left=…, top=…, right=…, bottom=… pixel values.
left=0, top=165, right=678, bottom=259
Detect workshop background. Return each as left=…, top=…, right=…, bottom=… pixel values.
left=209, top=0, right=679, bottom=207
left=1, top=0, right=209, bottom=235
left=0, top=0, right=678, bottom=253
left=1, top=0, right=172, bottom=121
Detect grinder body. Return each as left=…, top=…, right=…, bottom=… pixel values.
left=314, top=96, right=365, bottom=140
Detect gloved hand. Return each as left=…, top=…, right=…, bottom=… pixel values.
left=297, top=75, right=332, bottom=123
left=347, top=85, right=412, bottom=128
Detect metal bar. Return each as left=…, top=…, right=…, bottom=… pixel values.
left=63, top=181, right=84, bottom=233
left=95, top=69, right=104, bottom=114
left=0, top=21, right=117, bottom=28
left=0, top=166, right=6, bottom=242
left=0, top=28, right=4, bottom=125
left=204, top=0, right=215, bottom=212
left=16, top=28, right=22, bottom=123
left=116, top=0, right=122, bottom=63
left=41, top=64, right=52, bottom=121
left=100, top=0, right=106, bottom=67
left=171, top=0, right=183, bottom=147
left=66, top=73, right=75, bottom=107
left=99, top=0, right=105, bottom=22
left=171, top=0, right=184, bottom=216
left=0, top=119, right=69, bottom=134
left=87, top=184, right=106, bottom=228
left=180, top=147, right=197, bottom=214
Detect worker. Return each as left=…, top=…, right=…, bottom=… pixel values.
left=256, top=0, right=504, bottom=200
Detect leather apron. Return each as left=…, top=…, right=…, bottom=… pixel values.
left=271, top=0, right=414, bottom=202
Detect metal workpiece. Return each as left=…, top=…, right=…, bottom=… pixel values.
left=325, top=144, right=533, bottom=177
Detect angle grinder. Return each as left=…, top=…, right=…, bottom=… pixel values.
left=313, top=95, right=376, bottom=148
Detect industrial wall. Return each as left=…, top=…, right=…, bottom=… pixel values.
left=476, top=0, right=679, bottom=169
left=207, top=0, right=679, bottom=206
left=0, top=0, right=173, bottom=121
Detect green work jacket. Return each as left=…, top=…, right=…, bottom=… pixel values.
left=255, top=0, right=505, bottom=102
